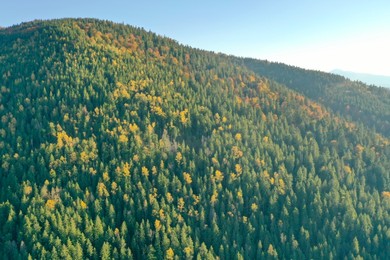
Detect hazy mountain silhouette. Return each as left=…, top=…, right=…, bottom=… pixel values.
left=332, top=69, right=390, bottom=88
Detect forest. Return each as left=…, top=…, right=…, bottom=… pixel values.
left=0, top=19, right=389, bottom=259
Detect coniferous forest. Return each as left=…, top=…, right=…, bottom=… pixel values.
left=0, top=19, right=389, bottom=259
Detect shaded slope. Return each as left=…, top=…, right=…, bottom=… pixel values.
left=243, top=58, right=390, bottom=137
left=0, top=19, right=389, bottom=259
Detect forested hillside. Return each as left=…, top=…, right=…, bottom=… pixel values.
left=243, top=58, right=390, bottom=137
left=0, top=19, right=389, bottom=259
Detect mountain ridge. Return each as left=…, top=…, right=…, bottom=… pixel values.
left=243, top=58, right=390, bottom=138
left=0, top=18, right=389, bottom=259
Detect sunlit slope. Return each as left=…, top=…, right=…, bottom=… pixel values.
left=0, top=19, right=389, bottom=259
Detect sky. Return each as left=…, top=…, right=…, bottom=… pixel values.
left=2, top=0, right=390, bottom=76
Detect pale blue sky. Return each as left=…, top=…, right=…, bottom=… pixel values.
left=2, top=1, right=390, bottom=75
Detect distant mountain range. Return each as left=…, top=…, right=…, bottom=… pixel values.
left=331, top=69, right=390, bottom=88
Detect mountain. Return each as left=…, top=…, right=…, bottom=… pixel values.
left=332, top=69, right=390, bottom=88
left=243, top=58, right=390, bottom=138
left=0, top=19, right=389, bottom=259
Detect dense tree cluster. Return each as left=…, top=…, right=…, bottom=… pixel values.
left=243, top=58, right=390, bottom=137
left=0, top=19, right=389, bottom=259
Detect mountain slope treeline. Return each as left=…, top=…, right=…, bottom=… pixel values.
left=0, top=19, right=389, bottom=259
